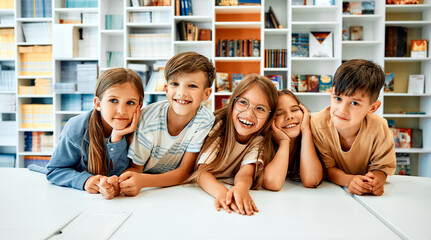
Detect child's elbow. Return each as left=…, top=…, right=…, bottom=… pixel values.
left=263, top=177, right=284, bottom=191
left=302, top=176, right=321, bottom=188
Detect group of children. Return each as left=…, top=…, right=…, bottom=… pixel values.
left=46, top=52, right=396, bottom=216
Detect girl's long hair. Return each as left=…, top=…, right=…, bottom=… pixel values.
left=276, top=90, right=303, bottom=181
left=86, top=68, right=144, bottom=176
left=189, top=74, right=278, bottom=189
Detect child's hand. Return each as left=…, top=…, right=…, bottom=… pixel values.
left=226, top=185, right=258, bottom=216
left=98, top=175, right=120, bottom=200
left=111, top=107, right=141, bottom=143
left=84, top=175, right=103, bottom=194
left=214, top=189, right=238, bottom=214
left=348, top=175, right=373, bottom=195
left=299, top=103, right=311, bottom=133
left=118, top=171, right=143, bottom=196
left=365, top=172, right=384, bottom=196
left=271, top=121, right=291, bottom=145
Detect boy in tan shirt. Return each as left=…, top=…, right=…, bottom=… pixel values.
left=310, top=59, right=396, bottom=196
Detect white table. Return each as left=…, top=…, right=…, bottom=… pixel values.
left=0, top=169, right=401, bottom=240
left=352, top=175, right=431, bottom=240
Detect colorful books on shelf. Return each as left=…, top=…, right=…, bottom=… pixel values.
left=138, top=0, right=171, bottom=6
left=395, top=153, right=410, bottom=175
left=177, top=21, right=199, bottom=41
left=128, top=34, right=172, bottom=58
left=105, top=15, right=123, bottom=30
left=292, top=0, right=306, bottom=6
left=407, top=74, right=425, bottom=94
left=291, top=74, right=332, bottom=93
left=106, top=51, right=124, bottom=68
left=18, top=78, right=52, bottom=95
left=65, top=0, right=98, bottom=8
left=77, top=63, right=98, bottom=93
left=175, top=0, right=193, bottom=16
left=18, top=45, right=53, bottom=76
left=24, top=131, right=53, bottom=152
left=24, top=155, right=50, bottom=168
left=350, top=26, right=363, bottom=41
left=21, top=104, right=53, bottom=129
left=266, top=75, right=282, bottom=90
left=292, top=33, right=309, bottom=58
left=22, top=22, right=52, bottom=43
left=0, top=154, right=15, bottom=168
left=411, top=39, right=428, bottom=58
left=264, top=49, right=287, bottom=68
left=384, top=73, right=394, bottom=92
left=216, top=0, right=261, bottom=6
left=0, top=93, right=15, bottom=111
left=385, top=26, right=407, bottom=57
left=232, top=74, right=245, bottom=91
left=216, top=72, right=230, bottom=92
left=0, top=28, right=14, bottom=58
left=21, top=0, right=52, bottom=18
left=217, top=39, right=260, bottom=57
left=386, top=0, right=419, bottom=4
left=130, top=11, right=171, bottom=23
left=343, top=1, right=374, bottom=15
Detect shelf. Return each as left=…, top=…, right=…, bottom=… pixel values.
left=263, top=68, right=289, bottom=71
left=383, top=114, right=431, bottom=118
left=17, top=42, right=52, bottom=46
left=342, top=15, right=383, bottom=21
left=214, top=6, right=261, bottom=14
left=384, top=57, right=431, bottom=62
left=215, top=22, right=261, bottom=29
left=0, top=58, right=14, bottom=61
left=55, top=23, right=98, bottom=28
left=0, top=142, right=16, bottom=147
left=16, top=18, right=53, bottom=22
left=17, top=76, right=53, bottom=79
left=173, top=16, right=213, bottom=22
left=291, top=5, right=339, bottom=13
left=384, top=93, right=431, bottom=97
left=0, top=91, right=15, bottom=94
left=385, top=21, right=431, bottom=27
left=54, top=58, right=98, bottom=61
left=385, top=4, right=431, bottom=13
left=0, top=110, right=16, bottom=114
left=100, top=30, right=124, bottom=35
left=126, top=57, right=170, bottom=61
left=126, top=23, right=171, bottom=28
left=264, top=28, right=289, bottom=35
left=291, top=21, right=338, bottom=28
left=18, top=128, right=54, bottom=132
left=342, top=41, right=382, bottom=46
left=55, top=111, right=86, bottom=115
left=0, top=25, right=14, bottom=28
left=214, top=57, right=261, bottom=62
left=291, top=57, right=339, bottom=61
left=173, top=41, right=212, bottom=45
left=125, top=6, right=172, bottom=12
left=395, top=148, right=431, bottom=154
left=54, top=8, right=98, bottom=13
left=18, top=151, right=53, bottom=156
left=0, top=9, right=14, bottom=13
left=293, top=92, right=331, bottom=96
left=17, top=95, right=53, bottom=98
left=54, top=92, right=93, bottom=95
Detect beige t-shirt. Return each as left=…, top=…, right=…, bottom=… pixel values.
left=197, top=135, right=264, bottom=179
left=310, top=106, right=396, bottom=176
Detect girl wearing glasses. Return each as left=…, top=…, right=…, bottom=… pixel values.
left=263, top=90, right=323, bottom=191
left=188, top=74, right=278, bottom=216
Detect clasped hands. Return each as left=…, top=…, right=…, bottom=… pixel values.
left=348, top=172, right=384, bottom=196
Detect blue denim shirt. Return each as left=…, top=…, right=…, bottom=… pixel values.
left=46, top=110, right=130, bottom=190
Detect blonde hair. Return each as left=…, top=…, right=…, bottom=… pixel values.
left=189, top=74, right=278, bottom=189
left=86, top=68, right=144, bottom=176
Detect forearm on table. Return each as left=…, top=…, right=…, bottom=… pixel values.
left=327, top=167, right=353, bottom=187
left=197, top=171, right=228, bottom=198
left=263, top=141, right=290, bottom=191
left=299, top=130, right=323, bottom=187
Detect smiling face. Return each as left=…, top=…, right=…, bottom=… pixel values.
left=232, top=85, right=270, bottom=143
left=330, top=89, right=380, bottom=134
left=94, top=82, right=142, bottom=136
left=274, top=94, right=303, bottom=140
left=165, top=71, right=212, bottom=120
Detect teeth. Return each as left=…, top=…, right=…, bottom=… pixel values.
left=176, top=100, right=188, bottom=104
left=284, top=124, right=297, bottom=129
left=239, top=118, right=254, bottom=127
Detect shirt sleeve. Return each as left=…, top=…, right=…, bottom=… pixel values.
left=127, top=113, right=153, bottom=166
left=186, top=112, right=215, bottom=153
left=197, top=137, right=219, bottom=165
left=369, top=123, right=397, bottom=175
left=46, top=126, right=92, bottom=190
left=310, top=117, right=336, bottom=169
left=241, top=138, right=263, bottom=166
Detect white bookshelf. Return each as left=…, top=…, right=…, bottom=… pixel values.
left=1, top=0, right=430, bottom=177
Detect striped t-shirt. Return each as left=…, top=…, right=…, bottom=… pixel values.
left=128, top=100, right=215, bottom=173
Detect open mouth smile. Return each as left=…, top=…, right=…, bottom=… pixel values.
left=239, top=117, right=255, bottom=127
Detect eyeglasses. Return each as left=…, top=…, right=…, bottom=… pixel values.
left=234, top=97, right=271, bottom=119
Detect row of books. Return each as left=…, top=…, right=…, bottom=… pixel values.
left=386, top=0, right=419, bottom=4
left=21, top=104, right=53, bottom=129
left=24, top=131, right=53, bottom=152
left=292, top=33, right=309, bottom=57
left=0, top=154, right=15, bottom=168
left=265, top=6, right=282, bottom=29
left=21, top=0, right=52, bottom=18
left=293, top=32, right=333, bottom=58
left=0, top=94, right=15, bottom=111
left=343, top=1, right=375, bottom=15
left=215, top=72, right=281, bottom=93
left=216, top=39, right=261, bottom=57
left=384, top=73, right=425, bottom=94
left=58, top=12, right=98, bottom=24
left=18, top=45, right=53, bottom=76
left=342, top=26, right=364, bottom=41
left=0, top=67, right=15, bottom=91
left=0, top=0, right=13, bottom=9
left=385, top=27, right=428, bottom=58
left=105, top=15, right=123, bottom=30
left=388, top=120, right=422, bottom=149
left=175, top=0, right=193, bottom=16
left=0, top=28, right=14, bottom=58
left=177, top=21, right=200, bottom=41
left=106, top=51, right=124, bottom=68
left=61, top=94, right=94, bottom=111
left=292, top=0, right=334, bottom=5
left=264, top=49, right=287, bottom=68
left=77, top=63, right=98, bottom=93
left=65, top=0, right=97, bottom=8
left=128, top=34, right=172, bottom=58
left=18, top=78, right=52, bottom=95
left=291, top=74, right=332, bottom=93
left=129, top=11, right=171, bottom=23
left=131, top=0, right=171, bottom=7
left=24, top=155, right=50, bottom=168
left=22, top=22, right=52, bottom=43
left=217, top=0, right=261, bottom=6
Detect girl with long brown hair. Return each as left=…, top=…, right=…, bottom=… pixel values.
left=189, top=74, right=278, bottom=216
left=46, top=68, right=144, bottom=199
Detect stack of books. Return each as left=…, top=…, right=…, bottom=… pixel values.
left=130, top=11, right=171, bottom=23
left=24, top=132, right=53, bottom=152
left=77, top=63, right=98, bottom=93
left=264, top=49, right=287, bottom=68
left=18, top=45, right=53, bottom=76
left=0, top=154, right=15, bottom=168
left=22, top=22, right=52, bottom=43
left=21, top=104, right=53, bottom=129
left=61, top=94, right=82, bottom=111
left=0, top=28, right=14, bottom=58
left=128, top=63, right=150, bottom=88
left=105, top=15, right=123, bottom=30
left=21, top=0, right=52, bottom=18
left=82, top=94, right=94, bottom=111
left=292, top=33, right=309, bottom=57
left=106, top=51, right=123, bottom=68
left=18, top=78, right=52, bottom=95
left=78, top=28, right=98, bottom=58
left=24, top=155, right=50, bottom=168
left=216, top=39, right=260, bottom=57
left=0, top=94, right=15, bottom=111
left=65, top=0, right=97, bottom=8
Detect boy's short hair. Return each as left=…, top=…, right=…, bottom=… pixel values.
left=333, top=59, right=385, bottom=102
left=164, top=52, right=215, bottom=88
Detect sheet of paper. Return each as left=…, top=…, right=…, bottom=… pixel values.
left=46, top=210, right=131, bottom=240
